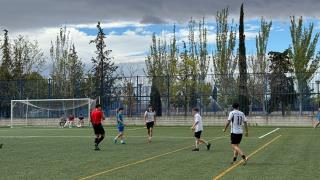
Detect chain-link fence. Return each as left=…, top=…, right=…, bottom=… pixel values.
left=1, top=72, right=319, bottom=118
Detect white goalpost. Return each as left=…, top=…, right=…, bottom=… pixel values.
left=10, top=98, right=96, bottom=128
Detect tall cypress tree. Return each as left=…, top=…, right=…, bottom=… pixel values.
left=238, top=3, right=250, bottom=115
left=90, top=22, right=118, bottom=109
left=0, top=29, right=12, bottom=117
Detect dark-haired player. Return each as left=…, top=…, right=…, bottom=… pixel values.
left=90, top=104, right=105, bottom=151
left=223, top=103, right=248, bottom=165
left=191, top=107, right=211, bottom=151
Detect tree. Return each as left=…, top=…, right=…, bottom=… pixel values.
left=238, top=3, right=250, bottom=115
left=118, top=65, right=138, bottom=117
left=11, top=35, right=45, bottom=100
left=145, top=33, right=165, bottom=115
left=50, top=27, right=70, bottom=98
left=67, top=44, right=84, bottom=97
left=213, top=7, right=237, bottom=108
left=0, top=29, right=12, bottom=79
left=256, top=17, right=272, bottom=73
left=90, top=22, right=118, bottom=109
left=0, top=29, right=12, bottom=117
left=289, top=16, right=320, bottom=114
left=12, top=36, right=45, bottom=79
left=249, top=17, right=272, bottom=112
left=267, top=49, right=296, bottom=115
left=150, top=81, right=162, bottom=116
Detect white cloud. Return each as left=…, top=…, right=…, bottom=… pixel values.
left=246, top=24, right=260, bottom=31
left=9, top=26, right=152, bottom=76
left=69, top=21, right=148, bottom=29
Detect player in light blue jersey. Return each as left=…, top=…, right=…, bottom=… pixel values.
left=114, top=107, right=126, bottom=144
left=314, top=108, right=320, bottom=128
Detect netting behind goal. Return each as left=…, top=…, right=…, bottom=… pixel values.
left=11, top=98, right=96, bottom=127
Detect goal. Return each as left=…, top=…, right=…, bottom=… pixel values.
left=10, top=98, right=96, bottom=128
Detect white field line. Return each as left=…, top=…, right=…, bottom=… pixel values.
left=259, top=128, right=280, bottom=139
left=0, top=135, right=226, bottom=139
left=9, top=127, right=146, bottom=131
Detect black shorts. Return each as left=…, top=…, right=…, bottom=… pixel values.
left=146, top=121, right=154, bottom=129
left=194, top=131, right=202, bottom=139
left=231, top=133, right=243, bottom=144
left=92, top=124, right=105, bottom=135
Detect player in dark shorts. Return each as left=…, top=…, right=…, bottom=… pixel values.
left=90, top=104, right=105, bottom=151
left=223, top=103, right=249, bottom=165
left=191, top=107, right=211, bottom=151
left=144, top=105, right=156, bottom=143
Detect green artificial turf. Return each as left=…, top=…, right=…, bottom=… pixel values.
left=0, top=126, right=319, bottom=180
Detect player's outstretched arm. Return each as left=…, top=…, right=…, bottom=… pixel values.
left=223, top=121, right=230, bottom=132
left=144, top=112, right=147, bottom=125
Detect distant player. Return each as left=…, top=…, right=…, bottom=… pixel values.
left=223, top=102, right=248, bottom=165
left=313, top=108, right=320, bottom=128
left=90, top=104, right=106, bottom=151
left=77, top=114, right=85, bottom=128
left=114, top=107, right=126, bottom=144
left=191, top=107, right=211, bottom=151
left=64, top=114, right=75, bottom=128
left=144, top=105, right=156, bottom=143
left=59, top=113, right=67, bottom=128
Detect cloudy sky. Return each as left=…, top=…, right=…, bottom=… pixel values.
left=0, top=0, right=320, bottom=76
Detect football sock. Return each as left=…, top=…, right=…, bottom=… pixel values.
left=97, top=136, right=105, bottom=145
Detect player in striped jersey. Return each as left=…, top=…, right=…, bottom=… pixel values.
left=223, top=103, right=249, bottom=165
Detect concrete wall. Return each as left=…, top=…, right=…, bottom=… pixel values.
left=0, top=115, right=315, bottom=127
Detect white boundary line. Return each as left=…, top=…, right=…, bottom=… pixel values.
left=259, top=128, right=280, bottom=139
left=0, top=135, right=225, bottom=139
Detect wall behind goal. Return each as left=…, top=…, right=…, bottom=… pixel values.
left=1, top=115, right=314, bottom=127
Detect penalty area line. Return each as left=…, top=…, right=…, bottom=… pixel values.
left=78, top=136, right=227, bottom=180
left=258, top=128, right=280, bottom=139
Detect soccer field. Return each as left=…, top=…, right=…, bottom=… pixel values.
left=0, top=126, right=319, bottom=180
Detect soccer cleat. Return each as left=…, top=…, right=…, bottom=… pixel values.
left=94, top=146, right=100, bottom=151
left=207, top=143, right=211, bottom=150
left=192, top=148, right=199, bottom=151
left=114, top=139, right=117, bottom=144
left=121, top=142, right=126, bottom=144
left=242, top=157, right=249, bottom=165
left=0, top=143, right=3, bottom=149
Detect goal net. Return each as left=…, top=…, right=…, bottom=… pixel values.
left=10, top=98, right=96, bottom=127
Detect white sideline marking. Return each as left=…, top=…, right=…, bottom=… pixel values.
left=9, top=127, right=145, bottom=131
left=259, top=128, right=280, bottom=139
left=0, top=135, right=225, bottom=139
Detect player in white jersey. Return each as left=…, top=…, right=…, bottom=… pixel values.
left=191, top=107, right=211, bottom=151
left=144, top=105, right=156, bottom=143
left=223, top=103, right=249, bottom=165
